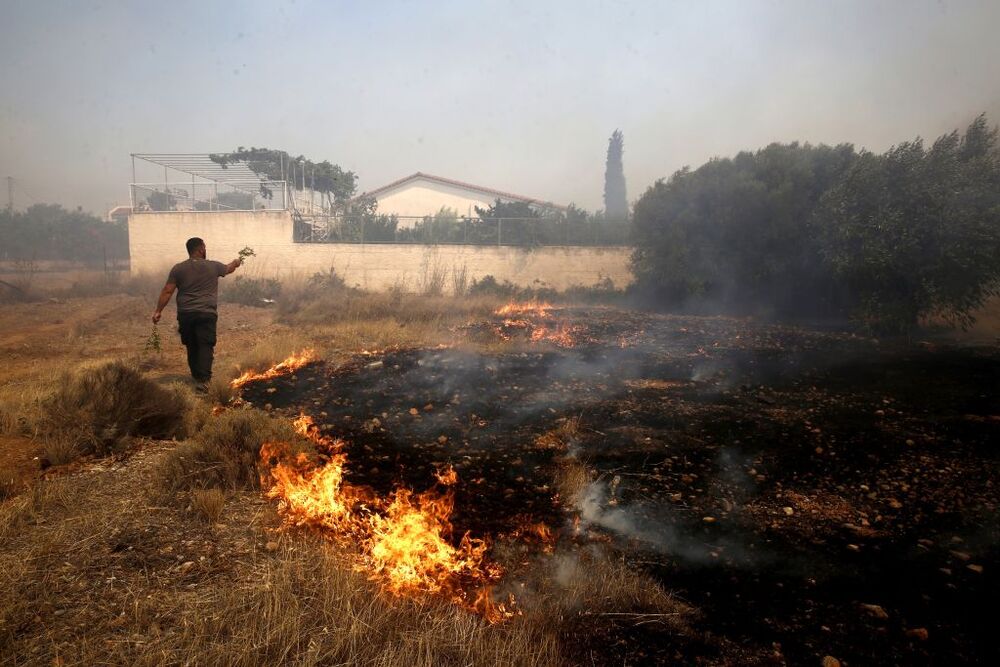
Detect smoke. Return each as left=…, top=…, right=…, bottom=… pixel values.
left=573, top=477, right=758, bottom=567
left=578, top=480, right=671, bottom=550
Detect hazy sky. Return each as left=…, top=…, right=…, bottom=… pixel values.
left=2, top=0, right=999, bottom=214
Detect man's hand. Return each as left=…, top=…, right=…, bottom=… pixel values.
left=225, top=257, right=243, bottom=274
left=154, top=282, right=176, bottom=320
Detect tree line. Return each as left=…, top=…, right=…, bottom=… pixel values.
left=631, top=115, right=1000, bottom=333
left=0, top=204, right=128, bottom=264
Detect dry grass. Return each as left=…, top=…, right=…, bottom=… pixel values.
left=520, top=547, right=694, bottom=635
left=279, top=287, right=501, bottom=327
left=0, top=474, right=84, bottom=542
left=0, top=467, right=19, bottom=501
left=191, top=488, right=226, bottom=523
left=153, top=408, right=298, bottom=498
left=125, top=541, right=560, bottom=667
left=0, top=445, right=561, bottom=667
left=0, top=380, right=51, bottom=436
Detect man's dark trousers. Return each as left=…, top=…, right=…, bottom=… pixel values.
left=177, top=312, right=217, bottom=382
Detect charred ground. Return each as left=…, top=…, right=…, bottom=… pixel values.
left=242, top=306, right=999, bottom=665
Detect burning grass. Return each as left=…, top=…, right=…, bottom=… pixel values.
left=0, top=445, right=560, bottom=667
left=230, top=348, right=318, bottom=389
left=260, top=414, right=512, bottom=622
left=4, top=286, right=999, bottom=665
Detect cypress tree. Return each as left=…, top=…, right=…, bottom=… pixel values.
left=604, top=130, right=628, bottom=219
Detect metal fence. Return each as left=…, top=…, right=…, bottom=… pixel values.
left=294, top=214, right=631, bottom=247
left=130, top=181, right=288, bottom=212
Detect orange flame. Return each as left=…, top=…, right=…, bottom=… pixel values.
left=494, top=300, right=553, bottom=317
left=231, top=349, right=317, bottom=389
left=260, top=413, right=512, bottom=621
left=529, top=322, right=586, bottom=347
left=434, top=464, right=458, bottom=486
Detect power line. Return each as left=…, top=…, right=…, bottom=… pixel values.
left=13, top=180, right=38, bottom=205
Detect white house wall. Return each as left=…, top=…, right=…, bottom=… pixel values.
left=372, top=177, right=512, bottom=223
left=129, top=210, right=633, bottom=292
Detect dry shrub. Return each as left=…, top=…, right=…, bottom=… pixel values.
left=191, top=488, right=225, bottom=522
left=220, top=275, right=282, bottom=306
left=41, top=436, right=80, bottom=466
left=420, top=255, right=448, bottom=296
left=554, top=459, right=594, bottom=506
left=154, top=409, right=297, bottom=497
left=37, top=361, right=197, bottom=458
left=205, top=374, right=235, bottom=405
left=451, top=263, right=470, bottom=296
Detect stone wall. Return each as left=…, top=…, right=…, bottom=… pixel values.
left=129, top=210, right=633, bottom=292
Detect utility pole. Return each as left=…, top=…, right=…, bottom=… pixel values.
left=6, top=176, right=13, bottom=213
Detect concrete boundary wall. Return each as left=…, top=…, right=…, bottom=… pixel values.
left=129, top=210, right=634, bottom=292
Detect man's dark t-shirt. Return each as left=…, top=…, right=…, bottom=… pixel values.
left=167, top=259, right=228, bottom=314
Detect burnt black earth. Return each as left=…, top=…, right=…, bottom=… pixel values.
left=239, top=307, right=1000, bottom=666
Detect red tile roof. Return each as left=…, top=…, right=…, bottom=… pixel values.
left=358, top=172, right=567, bottom=211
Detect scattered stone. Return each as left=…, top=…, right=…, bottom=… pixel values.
left=821, top=657, right=841, bottom=667
left=423, top=403, right=434, bottom=411
left=783, top=506, right=794, bottom=516
left=905, top=439, right=915, bottom=446
left=266, top=387, right=277, bottom=394
left=847, top=544, right=861, bottom=552
left=438, top=435, right=448, bottom=444
left=702, top=516, right=716, bottom=523
left=409, top=408, right=419, bottom=416
left=179, top=561, right=194, bottom=572
left=967, top=564, right=984, bottom=574
left=860, top=603, right=889, bottom=620
left=366, top=361, right=383, bottom=369
left=906, top=627, right=929, bottom=641
left=950, top=550, right=971, bottom=561
left=265, top=541, right=279, bottom=552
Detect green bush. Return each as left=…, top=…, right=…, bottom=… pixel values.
left=632, top=115, right=1000, bottom=333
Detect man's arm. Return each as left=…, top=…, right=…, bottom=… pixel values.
left=152, top=282, right=176, bottom=323
left=223, top=257, right=243, bottom=275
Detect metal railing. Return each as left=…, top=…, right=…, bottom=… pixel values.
left=294, top=214, right=631, bottom=247
left=130, top=181, right=288, bottom=212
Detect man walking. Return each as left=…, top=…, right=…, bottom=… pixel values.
left=152, top=237, right=243, bottom=387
